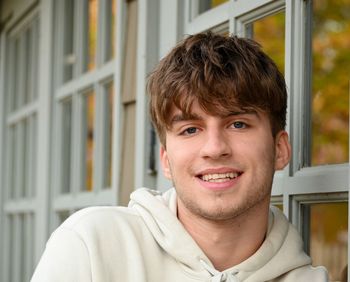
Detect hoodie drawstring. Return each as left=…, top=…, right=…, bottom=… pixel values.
left=199, top=259, right=240, bottom=282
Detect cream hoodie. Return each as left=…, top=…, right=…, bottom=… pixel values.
left=31, top=188, right=328, bottom=282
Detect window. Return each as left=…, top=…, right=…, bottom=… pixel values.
left=1, top=12, right=39, bottom=282
left=52, top=0, right=118, bottom=224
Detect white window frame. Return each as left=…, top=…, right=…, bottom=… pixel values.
left=49, top=0, right=125, bottom=231
left=0, top=0, right=54, bottom=279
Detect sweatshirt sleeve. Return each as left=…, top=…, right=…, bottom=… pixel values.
left=31, top=227, right=92, bottom=282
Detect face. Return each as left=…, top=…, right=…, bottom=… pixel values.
left=160, top=101, right=291, bottom=221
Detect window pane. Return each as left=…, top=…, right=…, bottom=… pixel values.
left=6, top=40, right=15, bottom=113
left=191, top=0, right=228, bottom=16
left=311, top=0, right=350, bottom=165
left=88, top=0, right=98, bottom=70
left=7, top=125, right=16, bottom=200
left=14, top=38, right=20, bottom=110
left=24, top=28, right=31, bottom=104
left=58, top=211, right=71, bottom=224
left=103, top=82, right=114, bottom=188
left=308, top=202, right=348, bottom=281
left=63, top=0, right=75, bottom=82
left=246, top=11, right=285, bottom=74
left=61, top=99, right=72, bottom=194
left=82, top=91, right=95, bottom=191
left=107, top=0, right=116, bottom=60
left=271, top=196, right=283, bottom=211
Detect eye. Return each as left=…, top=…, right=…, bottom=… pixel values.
left=231, top=121, right=246, bottom=129
left=181, top=127, right=198, bottom=135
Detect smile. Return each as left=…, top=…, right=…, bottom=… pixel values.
left=200, top=172, right=241, bottom=182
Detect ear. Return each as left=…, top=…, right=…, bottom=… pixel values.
left=274, top=131, right=291, bottom=170
left=160, top=145, right=172, bottom=180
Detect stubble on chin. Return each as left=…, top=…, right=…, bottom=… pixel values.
left=176, top=185, right=272, bottom=222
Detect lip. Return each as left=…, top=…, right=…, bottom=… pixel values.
left=195, top=167, right=243, bottom=191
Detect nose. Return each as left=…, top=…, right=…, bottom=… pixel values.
left=199, top=129, right=231, bottom=159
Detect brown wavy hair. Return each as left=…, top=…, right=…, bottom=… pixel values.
left=147, top=32, right=287, bottom=146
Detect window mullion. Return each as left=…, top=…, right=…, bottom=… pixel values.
left=288, top=0, right=307, bottom=176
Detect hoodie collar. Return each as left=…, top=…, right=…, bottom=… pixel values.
left=129, top=188, right=311, bottom=281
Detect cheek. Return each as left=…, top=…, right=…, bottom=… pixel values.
left=241, top=134, right=275, bottom=163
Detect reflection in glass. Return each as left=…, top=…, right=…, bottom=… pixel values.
left=246, top=12, right=285, bottom=74
left=83, top=91, right=95, bottom=191
left=103, top=82, right=114, bottom=188
left=88, top=0, right=98, bottom=70
left=308, top=202, right=348, bottom=281
left=311, top=0, right=349, bottom=165
left=61, top=99, right=72, bottom=194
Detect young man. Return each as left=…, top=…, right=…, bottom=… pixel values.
left=31, top=33, right=328, bottom=281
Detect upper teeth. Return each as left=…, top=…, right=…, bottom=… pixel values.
left=202, top=172, right=238, bottom=181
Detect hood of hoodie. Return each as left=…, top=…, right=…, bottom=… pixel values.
left=129, top=188, right=311, bottom=282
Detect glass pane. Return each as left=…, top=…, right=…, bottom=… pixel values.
left=82, top=91, right=95, bottom=191
left=311, top=0, right=350, bottom=165
left=19, top=214, right=25, bottom=282
left=32, top=19, right=39, bottom=100
left=7, top=125, right=15, bottom=200
left=5, top=39, right=15, bottom=114
left=61, top=99, right=72, bottom=194
left=22, top=118, right=29, bottom=198
left=103, top=82, right=114, bottom=188
left=246, top=11, right=285, bottom=74
left=88, top=0, right=98, bottom=70
left=58, top=211, right=71, bottom=224
left=271, top=196, right=283, bottom=211
left=24, top=28, right=31, bottom=104
left=23, top=213, right=34, bottom=281
left=31, top=114, right=38, bottom=197
left=64, top=0, right=75, bottom=82
left=8, top=215, right=14, bottom=281
left=191, top=0, right=228, bottom=16
left=13, top=38, right=20, bottom=111
left=107, top=0, right=116, bottom=60
left=308, top=202, right=348, bottom=281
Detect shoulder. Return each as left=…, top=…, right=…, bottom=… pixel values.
left=57, top=206, right=146, bottom=240
left=62, top=206, right=140, bottom=227
left=275, top=265, right=329, bottom=282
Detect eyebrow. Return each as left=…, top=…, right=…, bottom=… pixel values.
left=170, top=110, right=258, bottom=125
left=170, top=113, right=203, bottom=124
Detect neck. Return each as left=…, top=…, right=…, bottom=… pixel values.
left=178, top=199, right=270, bottom=271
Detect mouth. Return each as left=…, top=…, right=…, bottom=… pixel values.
left=197, top=171, right=242, bottom=183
